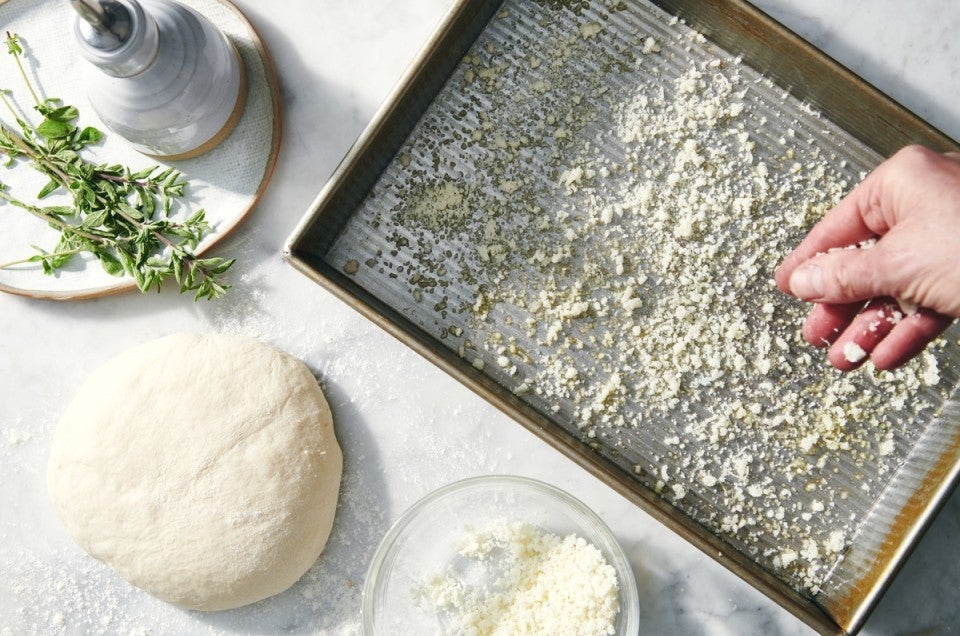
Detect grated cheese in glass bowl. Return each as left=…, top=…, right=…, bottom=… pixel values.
left=362, top=475, right=639, bottom=635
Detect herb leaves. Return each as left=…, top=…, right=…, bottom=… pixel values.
left=0, top=32, right=234, bottom=300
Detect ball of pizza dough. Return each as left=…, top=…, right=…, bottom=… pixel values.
left=47, top=333, right=343, bottom=611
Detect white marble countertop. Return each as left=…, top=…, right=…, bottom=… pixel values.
left=2, top=1, right=959, bottom=634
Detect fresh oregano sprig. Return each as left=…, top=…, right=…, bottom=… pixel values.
left=0, top=32, right=234, bottom=300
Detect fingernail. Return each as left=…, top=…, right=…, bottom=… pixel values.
left=789, top=265, right=824, bottom=299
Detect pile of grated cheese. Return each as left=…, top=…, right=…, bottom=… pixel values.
left=418, top=522, right=620, bottom=636
left=337, top=0, right=953, bottom=595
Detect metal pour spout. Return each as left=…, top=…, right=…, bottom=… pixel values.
left=69, top=0, right=134, bottom=50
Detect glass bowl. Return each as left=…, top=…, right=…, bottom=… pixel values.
left=362, top=474, right=640, bottom=635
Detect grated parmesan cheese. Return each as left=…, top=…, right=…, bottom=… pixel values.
left=842, top=341, right=867, bottom=363
left=346, top=1, right=952, bottom=598
left=418, top=523, right=620, bottom=635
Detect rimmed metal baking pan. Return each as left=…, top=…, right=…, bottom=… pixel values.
left=285, top=1, right=960, bottom=633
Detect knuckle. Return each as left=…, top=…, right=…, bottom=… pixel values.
left=826, top=260, right=859, bottom=297
left=892, top=144, right=936, bottom=167
left=825, top=251, right=883, bottom=300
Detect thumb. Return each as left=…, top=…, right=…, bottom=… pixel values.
left=787, top=246, right=893, bottom=304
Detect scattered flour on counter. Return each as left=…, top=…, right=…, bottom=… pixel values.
left=4, top=549, right=152, bottom=635
left=1, top=419, right=32, bottom=455
left=418, top=523, right=619, bottom=636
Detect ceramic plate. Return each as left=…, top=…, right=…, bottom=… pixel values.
left=0, top=0, right=281, bottom=299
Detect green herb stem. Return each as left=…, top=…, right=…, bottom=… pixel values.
left=0, top=189, right=106, bottom=243
left=0, top=247, right=82, bottom=269
left=6, top=32, right=41, bottom=107
left=1, top=123, right=70, bottom=184
left=0, top=89, right=20, bottom=124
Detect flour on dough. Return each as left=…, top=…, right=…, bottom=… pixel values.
left=47, top=333, right=343, bottom=611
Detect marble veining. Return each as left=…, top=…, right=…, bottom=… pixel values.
left=1, top=1, right=958, bottom=634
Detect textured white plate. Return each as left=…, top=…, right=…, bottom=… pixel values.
left=0, top=0, right=280, bottom=299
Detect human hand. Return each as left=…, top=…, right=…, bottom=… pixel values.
left=775, top=145, right=960, bottom=371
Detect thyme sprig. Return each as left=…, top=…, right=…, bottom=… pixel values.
left=0, top=32, right=233, bottom=299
